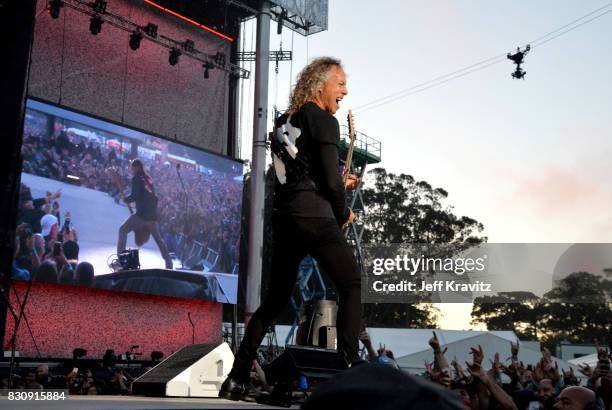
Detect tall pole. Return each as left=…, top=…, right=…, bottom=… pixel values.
left=245, top=0, right=271, bottom=321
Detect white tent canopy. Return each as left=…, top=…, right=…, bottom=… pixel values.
left=568, top=353, right=598, bottom=368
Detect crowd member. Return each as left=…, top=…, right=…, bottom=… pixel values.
left=59, top=264, right=75, bottom=284
left=13, top=180, right=81, bottom=282
left=359, top=330, right=399, bottom=369
left=75, top=262, right=95, bottom=287
left=554, top=386, right=598, bottom=409
left=35, top=364, right=54, bottom=389
left=35, top=260, right=58, bottom=283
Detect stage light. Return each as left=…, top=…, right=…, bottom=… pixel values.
left=169, top=48, right=181, bottom=66
left=144, top=22, right=158, bottom=38
left=129, top=31, right=143, bottom=50
left=183, top=39, right=194, bottom=53
left=203, top=61, right=214, bottom=79
left=49, top=0, right=63, bottom=19
left=213, top=52, right=226, bottom=67
left=118, top=249, right=140, bottom=270
left=89, top=15, right=103, bottom=35
left=92, top=0, right=107, bottom=14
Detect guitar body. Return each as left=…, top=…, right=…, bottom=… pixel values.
left=108, top=168, right=151, bottom=247
left=135, top=229, right=151, bottom=247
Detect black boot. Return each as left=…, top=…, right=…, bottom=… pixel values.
left=218, top=376, right=260, bottom=402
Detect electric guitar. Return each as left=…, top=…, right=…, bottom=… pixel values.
left=343, top=110, right=357, bottom=184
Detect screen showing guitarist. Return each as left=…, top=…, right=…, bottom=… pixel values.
left=117, top=159, right=173, bottom=269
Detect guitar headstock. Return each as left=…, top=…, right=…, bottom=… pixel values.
left=347, top=110, right=356, bottom=144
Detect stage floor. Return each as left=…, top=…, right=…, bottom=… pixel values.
left=0, top=395, right=290, bottom=409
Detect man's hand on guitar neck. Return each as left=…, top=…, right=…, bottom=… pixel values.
left=344, top=174, right=361, bottom=190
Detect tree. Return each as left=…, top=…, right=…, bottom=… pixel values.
left=470, top=271, right=612, bottom=349
left=361, top=167, right=487, bottom=328
left=471, top=292, right=542, bottom=340
left=362, top=168, right=486, bottom=245
left=538, top=271, right=611, bottom=346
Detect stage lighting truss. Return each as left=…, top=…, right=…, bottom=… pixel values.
left=49, top=0, right=250, bottom=79
left=237, top=50, right=292, bottom=62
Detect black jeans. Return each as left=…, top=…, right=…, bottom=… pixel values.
left=230, top=215, right=361, bottom=381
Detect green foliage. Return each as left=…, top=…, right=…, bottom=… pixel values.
left=361, top=168, right=486, bottom=245
left=471, top=271, right=612, bottom=347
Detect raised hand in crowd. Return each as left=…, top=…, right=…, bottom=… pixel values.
left=562, top=367, right=579, bottom=386
left=45, top=189, right=62, bottom=201
left=578, top=363, right=593, bottom=378
left=359, top=330, right=377, bottom=361
left=470, top=344, right=485, bottom=367
left=451, top=356, right=466, bottom=381
left=510, top=339, right=519, bottom=358
left=429, top=331, right=450, bottom=387
left=466, top=346, right=519, bottom=410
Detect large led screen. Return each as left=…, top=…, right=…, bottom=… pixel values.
left=13, top=99, right=242, bottom=303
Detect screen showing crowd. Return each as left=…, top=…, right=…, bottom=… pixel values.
left=13, top=99, right=243, bottom=301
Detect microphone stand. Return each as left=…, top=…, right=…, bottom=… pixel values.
left=175, top=164, right=191, bottom=268
left=187, top=312, right=195, bottom=344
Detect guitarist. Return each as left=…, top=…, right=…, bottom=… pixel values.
left=220, top=57, right=361, bottom=401
left=117, top=159, right=172, bottom=269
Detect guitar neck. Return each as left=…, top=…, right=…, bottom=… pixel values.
left=343, top=110, right=356, bottom=183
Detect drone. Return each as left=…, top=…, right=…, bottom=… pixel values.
left=507, top=44, right=530, bottom=80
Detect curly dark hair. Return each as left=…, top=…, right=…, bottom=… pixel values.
left=288, top=57, right=343, bottom=113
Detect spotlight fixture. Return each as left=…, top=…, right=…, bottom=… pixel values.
left=203, top=61, right=214, bottom=79
left=213, top=52, right=226, bottom=67
left=169, top=48, right=181, bottom=66
left=92, top=0, right=107, bottom=14
left=183, top=39, right=195, bottom=53
left=129, top=31, right=143, bottom=51
left=144, top=22, right=158, bottom=38
left=89, top=15, right=103, bottom=35
left=49, top=0, right=63, bottom=19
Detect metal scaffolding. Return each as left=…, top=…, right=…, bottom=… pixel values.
left=339, top=125, right=382, bottom=273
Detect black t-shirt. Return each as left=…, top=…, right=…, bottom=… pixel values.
left=271, top=102, right=349, bottom=224
left=125, top=174, right=158, bottom=221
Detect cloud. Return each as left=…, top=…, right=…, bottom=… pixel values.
left=508, top=166, right=612, bottom=218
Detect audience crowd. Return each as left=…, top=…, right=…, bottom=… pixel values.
left=1, top=323, right=609, bottom=408
left=343, top=330, right=612, bottom=410
left=0, top=349, right=157, bottom=396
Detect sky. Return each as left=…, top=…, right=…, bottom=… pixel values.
left=236, top=0, right=612, bottom=330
